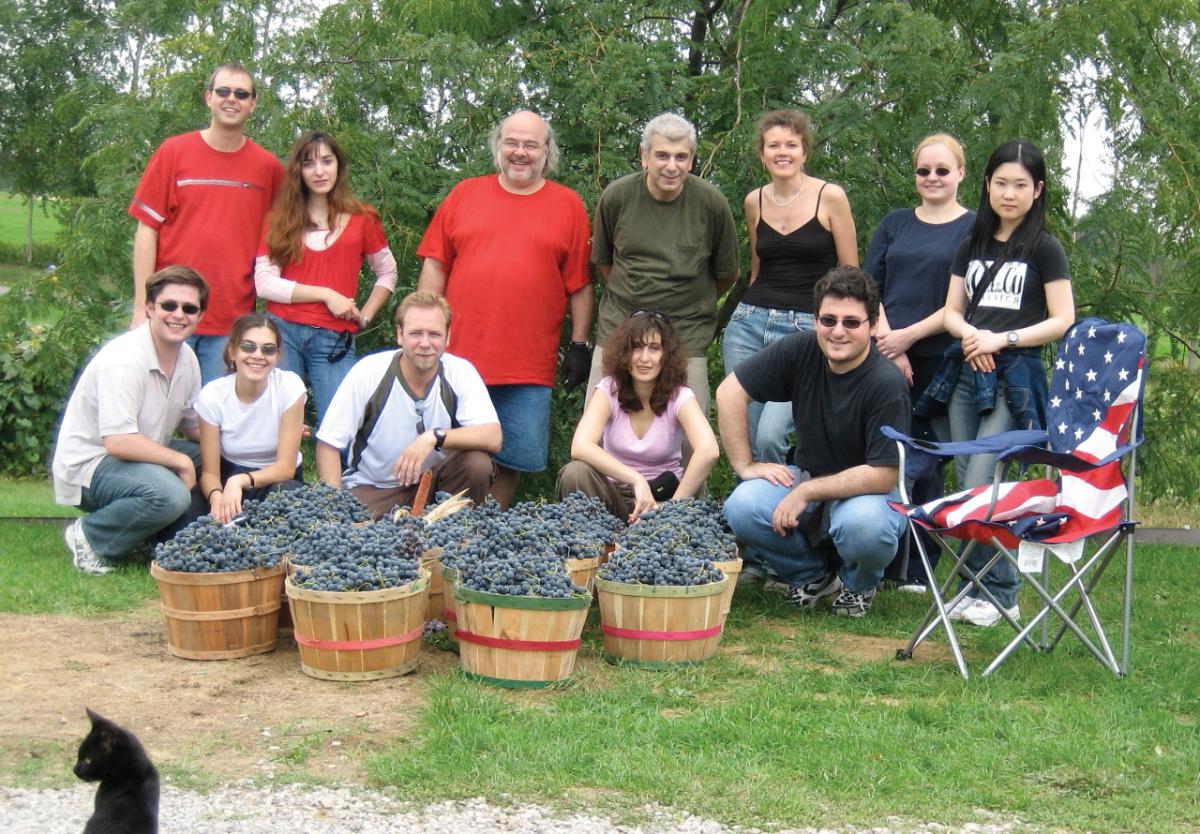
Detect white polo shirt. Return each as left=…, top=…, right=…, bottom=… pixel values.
left=52, top=324, right=201, bottom=505
left=316, top=350, right=498, bottom=489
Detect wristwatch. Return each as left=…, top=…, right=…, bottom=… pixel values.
left=1006, top=330, right=1020, bottom=348
left=432, top=428, right=447, bottom=451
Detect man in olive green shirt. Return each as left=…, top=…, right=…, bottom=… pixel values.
left=588, top=112, right=739, bottom=410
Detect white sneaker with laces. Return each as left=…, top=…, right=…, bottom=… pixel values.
left=961, top=599, right=1019, bottom=628
left=946, top=595, right=976, bottom=622
left=64, top=519, right=112, bottom=575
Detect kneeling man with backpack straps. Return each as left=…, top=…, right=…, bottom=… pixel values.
left=315, top=290, right=502, bottom=516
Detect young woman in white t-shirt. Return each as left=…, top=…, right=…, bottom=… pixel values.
left=196, top=314, right=307, bottom=523
left=556, top=310, right=719, bottom=523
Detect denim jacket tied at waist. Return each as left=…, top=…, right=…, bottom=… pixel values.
left=914, top=342, right=1048, bottom=431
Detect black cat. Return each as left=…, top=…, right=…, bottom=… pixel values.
left=74, top=708, right=159, bottom=834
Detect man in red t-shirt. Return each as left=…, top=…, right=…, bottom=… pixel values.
left=128, top=62, right=284, bottom=383
left=416, top=110, right=593, bottom=507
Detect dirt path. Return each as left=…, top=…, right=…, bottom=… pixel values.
left=0, top=604, right=456, bottom=784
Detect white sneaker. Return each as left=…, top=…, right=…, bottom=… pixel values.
left=63, top=519, right=112, bottom=575
left=947, top=595, right=976, bottom=622
left=961, top=599, right=1019, bottom=628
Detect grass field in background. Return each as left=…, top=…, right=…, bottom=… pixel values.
left=2, top=517, right=1194, bottom=833
left=0, top=192, right=61, bottom=248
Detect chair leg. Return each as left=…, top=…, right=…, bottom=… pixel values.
left=898, top=530, right=969, bottom=679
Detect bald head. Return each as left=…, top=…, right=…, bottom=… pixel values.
left=489, top=110, right=559, bottom=190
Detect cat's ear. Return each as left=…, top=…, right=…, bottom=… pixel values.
left=85, top=707, right=104, bottom=725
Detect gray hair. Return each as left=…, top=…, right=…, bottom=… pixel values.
left=488, top=111, right=559, bottom=175
left=639, top=112, right=696, bottom=155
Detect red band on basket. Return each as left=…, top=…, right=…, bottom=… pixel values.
left=294, top=624, right=424, bottom=651
left=599, top=623, right=722, bottom=641
left=454, top=630, right=580, bottom=651
left=442, top=609, right=456, bottom=621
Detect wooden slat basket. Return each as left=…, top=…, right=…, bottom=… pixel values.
left=285, top=570, right=429, bottom=681
left=419, top=547, right=445, bottom=623
left=710, top=555, right=743, bottom=625
left=150, top=561, right=284, bottom=660
left=453, top=586, right=590, bottom=688
left=595, top=575, right=729, bottom=668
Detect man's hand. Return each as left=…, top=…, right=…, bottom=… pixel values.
left=738, top=461, right=794, bottom=487
left=171, top=453, right=197, bottom=491
left=559, top=342, right=592, bottom=391
left=770, top=486, right=809, bottom=536
left=391, top=432, right=437, bottom=485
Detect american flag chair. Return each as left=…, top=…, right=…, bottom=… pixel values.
left=883, top=318, right=1147, bottom=678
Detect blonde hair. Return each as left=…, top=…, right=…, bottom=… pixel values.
left=912, top=133, right=965, bottom=169
left=394, top=290, right=452, bottom=330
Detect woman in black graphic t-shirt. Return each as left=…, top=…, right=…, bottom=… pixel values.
left=941, top=140, right=1075, bottom=628
left=721, top=109, right=858, bottom=469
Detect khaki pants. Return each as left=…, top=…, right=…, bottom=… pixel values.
left=350, top=450, right=497, bottom=517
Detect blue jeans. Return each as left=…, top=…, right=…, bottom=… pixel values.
left=721, top=303, right=813, bottom=463
left=947, top=368, right=1019, bottom=608
left=722, top=467, right=904, bottom=593
left=272, top=318, right=356, bottom=428
left=186, top=334, right=228, bottom=386
left=79, top=440, right=206, bottom=561
left=489, top=384, right=551, bottom=472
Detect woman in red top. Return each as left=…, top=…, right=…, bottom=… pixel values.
left=255, top=130, right=397, bottom=425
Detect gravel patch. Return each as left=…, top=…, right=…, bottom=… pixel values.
left=1, top=784, right=1033, bottom=834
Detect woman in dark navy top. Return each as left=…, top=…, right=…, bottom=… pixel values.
left=865, top=133, right=974, bottom=591
left=722, top=109, right=858, bottom=468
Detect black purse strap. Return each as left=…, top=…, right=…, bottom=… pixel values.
left=963, top=251, right=1006, bottom=324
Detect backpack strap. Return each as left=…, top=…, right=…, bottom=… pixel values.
left=349, top=354, right=460, bottom=470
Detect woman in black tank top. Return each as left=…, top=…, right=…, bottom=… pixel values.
left=721, top=109, right=858, bottom=466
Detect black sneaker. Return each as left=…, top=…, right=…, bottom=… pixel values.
left=831, top=587, right=877, bottom=618
left=783, top=573, right=843, bottom=607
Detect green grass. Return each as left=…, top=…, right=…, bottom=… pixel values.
left=0, top=478, right=78, bottom=517
left=364, top=547, right=1200, bottom=834
left=0, top=192, right=60, bottom=248
left=0, top=522, right=156, bottom=614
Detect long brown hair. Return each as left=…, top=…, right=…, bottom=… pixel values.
left=602, top=310, right=687, bottom=416
left=265, top=130, right=369, bottom=266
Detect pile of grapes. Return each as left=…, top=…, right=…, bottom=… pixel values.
left=289, top=515, right=425, bottom=593
left=154, top=516, right=285, bottom=573
left=426, top=499, right=506, bottom=575
left=599, top=499, right=734, bottom=587
left=449, top=514, right=587, bottom=599
left=509, top=492, right=624, bottom=561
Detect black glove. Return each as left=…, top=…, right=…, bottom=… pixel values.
left=559, top=341, right=593, bottom=391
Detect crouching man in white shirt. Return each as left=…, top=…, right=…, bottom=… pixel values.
left=315, top=290, right=502, bottom=516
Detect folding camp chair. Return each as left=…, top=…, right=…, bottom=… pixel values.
left=883, top=318, right=1147, bottom=679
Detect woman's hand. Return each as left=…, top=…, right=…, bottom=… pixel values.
left=322, top=290, right=360, bottom=320
left=962, top=327, right=1003, bottom=371
left=875, top=326, right=917, bottom=359
left=215, top=476, right=247, bottom=524
left=889, top=351, right=913, bottom=385
left=629, top=476, right=658, bottom=524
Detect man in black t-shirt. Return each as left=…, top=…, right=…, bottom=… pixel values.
left=718, top=267, right=910, bottom=618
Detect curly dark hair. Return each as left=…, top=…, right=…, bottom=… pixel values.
left=601, top=310, right=687, bottom=416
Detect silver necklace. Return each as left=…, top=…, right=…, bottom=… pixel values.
left=767, top=174, right=807, bottom=207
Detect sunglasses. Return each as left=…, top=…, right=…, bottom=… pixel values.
left=816, top=315, right=866, bottom=330
left=915, top=166, right=953, bottom=178
left=210, top=86, right=254, bottom=100
left=155, top=300, right=201, bottom=316
left=630, top=308, right=672, bottom=325
left=238, top=340, right=279, bottom=357
left=327, top=330, right=353, bottom=363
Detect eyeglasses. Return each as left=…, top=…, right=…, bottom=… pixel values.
left=630, top=309, right=672, bottom=325
left=327, top=330, right=353, bottom=363
left=816, top=315, right=866, bottom=330
left=501, top=139, right=544, bottom=153
left=155, top=300, right=201, bottom=316
left=915, top=166, right=953, bottom=178
left=210, top=86, right=254, bottom=100
left=238, top=340, right=279, bottom=357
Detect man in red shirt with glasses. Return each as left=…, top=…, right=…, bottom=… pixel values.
left=717, top=267, right=910, bottom=618
left=127, top=63, right=284, bottom=383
